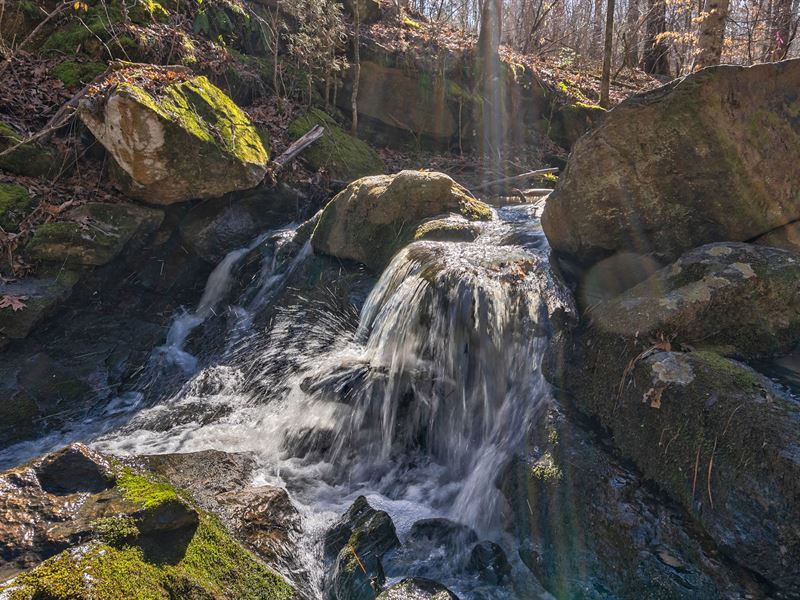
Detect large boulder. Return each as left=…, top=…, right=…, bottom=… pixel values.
left=79, top=74, right=269, bottom=204
left=542, top=60, right=800, bottom=273
left=583, top=242, right=800, bottom=360
left=0, top=273, right=79, bottom=344
left=310, top=170, right=492, bottom=270
left=754, top=221, right=800, bottom=254
left=0, top=122, right=66, bottom=178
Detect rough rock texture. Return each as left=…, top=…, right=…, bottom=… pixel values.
left=341, top=0, right=381, bottom=23
left=376, top=578, right=459, bottom=599
left=413, top=216, right=481, bottom=243
left=544, top=342, right=800, bottom=594
left=288, top=109, right=384, bottom=182
left=79, top=75, right=268, bottom=204
left=325, top=496, right=400, bottom=600
left=754, top=220, right=800, bottom=254
left=583, top=242, right=800, bottom=360
left=179, top=183, right=302, bottom=263
left=0, top=273, right=79, bottom=344
left=26, top=202, right=164, bottom=266
left=0, top=183, right=36, bottom=231
left=502, top=404, right=769, bottom=599
left=542, top=60, right=800, bottom=272
left=310, top=171, right=492, bottom=270
left=0, top=445, right=294, bottom=599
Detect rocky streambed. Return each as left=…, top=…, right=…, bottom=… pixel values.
left=1, top=57, right=800, bottom=600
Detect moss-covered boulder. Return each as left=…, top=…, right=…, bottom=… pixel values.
left=26, top=202, right=163, bottom=266
left=584, top=242, right=800, bottom=360
left=79, top=75, right=269, bottom=204
left=50, top=59, right=107, bottom=87
left=0, top=183, right=36, bottom=231
left=413, top=215, right=482, bottom=243
left=288, top=109, right=383, bottom=182
left=0, top=122, right=66, bottom=178
left=542, top=59, right=800, bottom=274
left=547, top=101, right=606, bottom=149
left=310, top=170, right=492, bottom=270
left=0, top=445, right=295, bottom=600
left=0, top=272, right=80, bottom=343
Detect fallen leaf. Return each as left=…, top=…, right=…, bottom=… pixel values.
left=0, top=294, right=28, bottom=311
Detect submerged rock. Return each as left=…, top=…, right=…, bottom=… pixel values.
left=288, top=109, right=384, bottom=182
left=79, top=74, right=269, bottom=204
left=310, top=171, right=492, bottom=271
left=543, top=59, right=800, bottom=273
left=26, top=202, right=164, bottom=267
left=325, top=496, right=400, bottom=600
left=376, top=578, right=459, bottom=599
left=466, top=541, right=511, bottom=586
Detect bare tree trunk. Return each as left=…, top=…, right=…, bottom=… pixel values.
left=623, top=0, right=640, bottom=67
left=351, top=1, right=361, bottom=136
left=593, top=0, right=604, bottom=56
left=477, top=0, right=504, bottom=170
left=600, top=0, right=616, bottom=107
left=767, top=0, right=794, bottom=60
left=642, top=0, right=670, bottom=75
left=695, top=0, right=729, bottom=68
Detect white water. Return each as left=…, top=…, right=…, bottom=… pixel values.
left=1, top=204, right=567, bottom=598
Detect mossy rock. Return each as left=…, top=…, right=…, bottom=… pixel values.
left=414, top=216, right=481, bottom=243
left=50, top=60, right=107, bottom=87
left=0, top=183, right=35, bottom=231
left=0, top=121, right=66, bottom=178
left=288, top=108, right=383, bottom=182
left=79, top=75, right=269, bottom=204
left=26, top=202, right=163, bottom=266
left=311, top=170, right=492, bottom=271
left=0, top=466, right=295, bottom=600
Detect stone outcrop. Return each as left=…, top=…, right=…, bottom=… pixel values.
left=80, top=74, right=269, bottom=204
left=543, top=59, right=800, bottom=276
left=310, top=170, right=492, bottom=270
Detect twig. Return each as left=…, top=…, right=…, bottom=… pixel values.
left=349, top=544, right=368, bottom=575
left=692, top=446, right=701, bottom=499
left=707, top=436, right=717, bottom=509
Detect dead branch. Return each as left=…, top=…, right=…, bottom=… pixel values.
left=471, top=167, right=559, bottom=192
left=273, top=125, right=325, bottom=170
left=0, top=1, right=71, bottom=76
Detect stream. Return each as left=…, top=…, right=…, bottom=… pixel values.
left=0, top=203, right=566, bottom=599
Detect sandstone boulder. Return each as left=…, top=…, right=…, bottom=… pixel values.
left=310, top=170, right=492, bottom=270
left=80, top=74, right=269, bottom=204
left=543, top=60, right=800, bottom=272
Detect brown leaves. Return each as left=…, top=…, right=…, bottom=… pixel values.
left=0, top=295, right=28, bottom=311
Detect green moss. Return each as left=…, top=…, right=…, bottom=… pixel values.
left=51, top=60, right=107, bottom=87
left=689, top=350, right=762, bottom=389
left=402, top=16, right=421, bottom=28
left=128, top=0, right=170, bottom=24
left=530, top=451, right=563, bottom=482
left=119, top=76, right=269, bottom=165
left=92, top=516, right=140, bottom=546
left=117, top=468, right=182, bottom=509
left=0, top=183, right=35, bottom=231
left=0, top=122, right=64, bottom=178
left=288, top=108, right=382, bottom=181
left=3, top=470, right=294, bottom=600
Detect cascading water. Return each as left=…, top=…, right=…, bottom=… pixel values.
left=0, top=202, right=573, bottom=598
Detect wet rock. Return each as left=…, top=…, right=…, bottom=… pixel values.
left=376, top=577, right=460, bottom=599
left=467, top=541, right=511, bottom=585
left=179, top=183, right=301, bottom=263
left=325, top=496, right=400, bottom=600
left=79, top=73, right=269, bottom=204
left=310, top=171, right=492, bottom=271
left=26, top=202, right=164, bottom=267
left=413, top=216, right=481, bottom=243
left=544, top=340, right=800, bottom=594
left=579, top=242, right=800, bottom=360
left=753, top=220, right=800, bottom=254
left=502, top=404, right=768, bottom=599
left=543, top=60, right=800, bottom=273
left=35, top=444, right=114, bottom=495
left=407, top=519, right=478, bottom=549
left=288, top=109, right=384, bottom=181
left=0, top=272, right=79, bottom=344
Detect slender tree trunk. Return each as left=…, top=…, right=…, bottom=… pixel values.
left=642, top=0, right=670, bottom=75
left=593, top=0, right=605, bottom=56
left=600, top=0, right=616, bottom=107
left=767, top=0, right=793, bottom=60
left=351, top=2, right=361, bottom=136
left=624, top=0, right=640, bottom=67
left=477, top=0, right=504, bottom=169
left=695, top=0, right=730, bottom=68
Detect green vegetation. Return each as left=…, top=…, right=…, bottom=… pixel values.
left=0, top=183, right=35, bottom=231
left=51, top=60, right=107, bottom=86
left=0, top=122, right=64, bottom=178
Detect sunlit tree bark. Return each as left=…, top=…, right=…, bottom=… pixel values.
left=695, top=0, right=730, bottom=68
